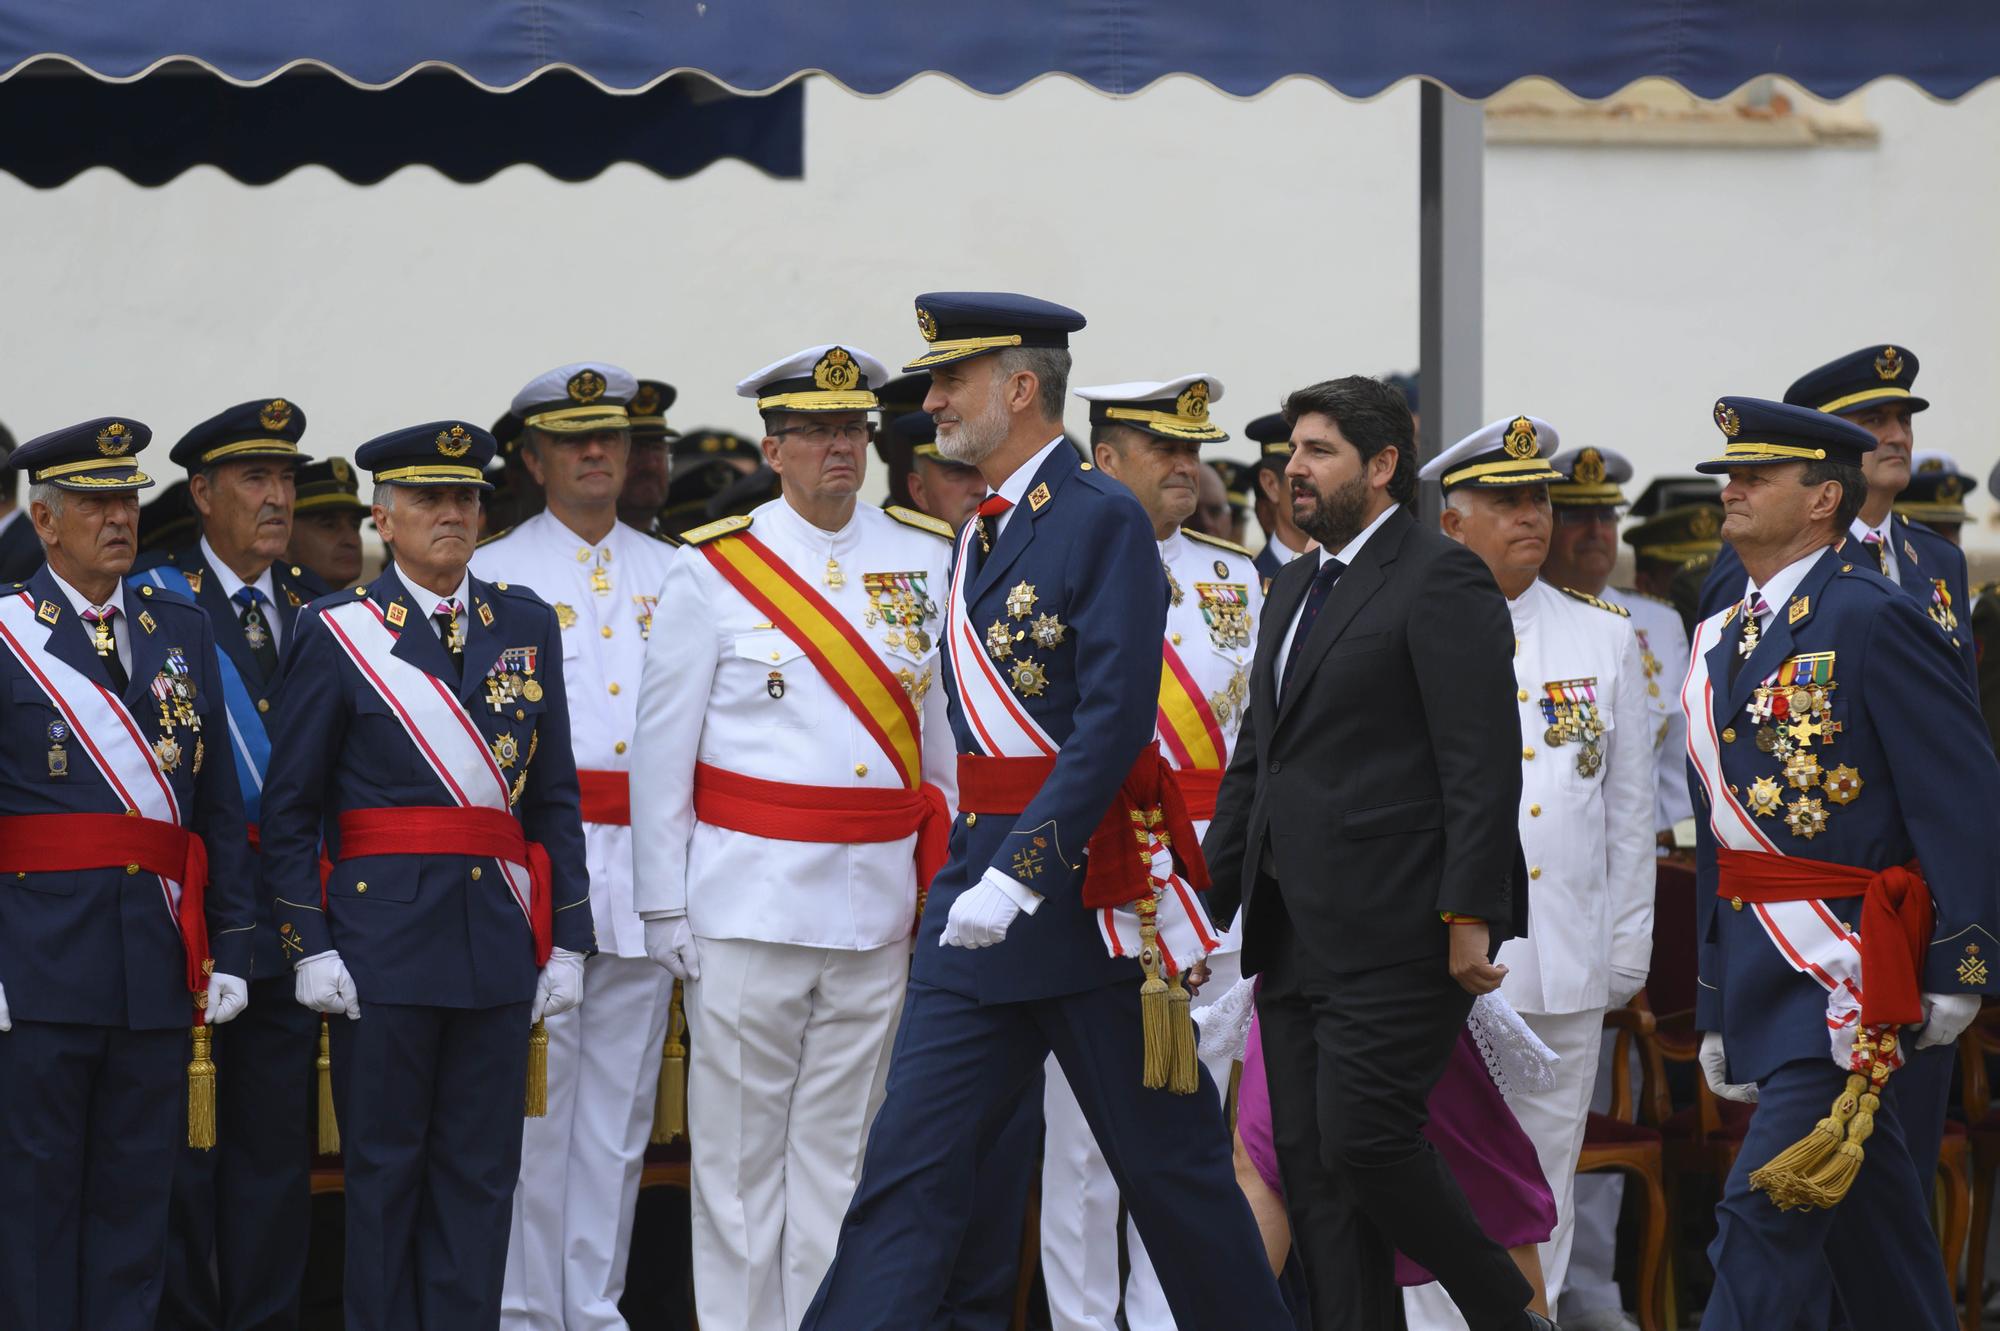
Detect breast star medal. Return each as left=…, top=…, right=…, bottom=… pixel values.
left=1006, top=582, right=1038, bottom=619
left=153, top=733, right=183, bottom=774
left=1784, top=796, right=1827, bottom=840
left=986, top=621, right=1018, bottom=659
left=1745, top=775, right=1783, bottom=817
left=1029, top=613, right=1066, bottom=649
left=491, top=732, right=520, bottom=770
left=1010, top=659, right=1049, bottom=697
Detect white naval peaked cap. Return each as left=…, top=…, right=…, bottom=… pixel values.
left=1073, top=374, right=1229, bottom=442
left=510, top=362, right=639, bottom=434
left=736, top=344, right=891, bottom=412
left=1418, top=414, right=1565, bottom=494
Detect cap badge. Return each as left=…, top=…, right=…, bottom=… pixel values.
left=435, top=425, right=473, bottom=458
left=632, top=384, right=661, bottom=415
left=1714, top=402, right=1741, bottom=438
left=1503, top=417, right=1537, bottom=459
left=1918, top=456, right=1944, bottom=473
left=1573, top=448, right=1606, bottom=485
left=1874, top=346, right=1904, bottom=381
left=814, top=347, right=861, bottom=392
left=1690, top=507, right=1720, bottom=539
left=1176, top=380, right=1211, bottom=424
left=331, top=458, right=351, bottom=483
left=260, top=399, right=293, bottom=431
left=915, top=306, right=939, bottom=342
left=1940, top=477, right=1963, bottom=500
left=96, top=422, right=132, bottom=456
left=568, top=369, right=607, bottom=404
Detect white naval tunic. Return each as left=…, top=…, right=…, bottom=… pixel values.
left=1604, top=588, right=1694, bottom=834
left=1041, top=525, right=1265, bottom=1331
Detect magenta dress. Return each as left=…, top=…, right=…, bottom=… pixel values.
left=1236, top=1009, right=1556, bottom=1285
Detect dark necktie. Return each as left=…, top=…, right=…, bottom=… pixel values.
left=974, top=493, right=1013, bottom=558
left=82, top=604, right=129, bottom=693
left=233, top=585, right=280, bottom=682
left=1280, top=556, right=1346, bottom=698
left=434, top=600, right=464, bottom=682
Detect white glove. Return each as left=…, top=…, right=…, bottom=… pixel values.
left=533, top=948, right=587, bottom=1023
left=645, top=917, right=701, bottom=981
left=1609, top=967, right=1649, bottom=1008
left=295, top=951, right=361, bottom=1020
left=940, top=880, right=1023, bottom=949
left=1699, top=1031, right=1758, bottom=1103
left=1915, top=992, right=1982, bottom=1050
left=206, top=972, right=250, bottom=1026
left=0, top=979, right=10, bottom=1032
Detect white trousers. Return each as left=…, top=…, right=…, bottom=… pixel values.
left=1561, top=1028, right=1630, bottom=1320
left=1403, top=1007, right=1606, bottom=1331
left=501, top=952, right=674, bottom=1331
left=684, top=935, right=908, bottom=1331
left=1038, top=949, right=1241, bottom=1331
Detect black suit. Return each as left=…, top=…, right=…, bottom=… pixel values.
left=1204, top=504, right=1534, bottom=1331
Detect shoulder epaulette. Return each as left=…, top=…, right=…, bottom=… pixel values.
left=884, top=505, right=953, bottom=540
left=1559, top=586, right=1630, bottom=617
left=646, top=528, right=682, bottom=547
left=1182, top=528, right=1254, bottom=558
left=488, top=579, right=547, bottom=604
left=127, top=580, right=197, bottom=609
left=681, top=514, right=752, bottom=545
left=476, top=525, right=515, bottom=548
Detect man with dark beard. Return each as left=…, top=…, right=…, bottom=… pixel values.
left=1203, top=376, right=1551, bottom=1330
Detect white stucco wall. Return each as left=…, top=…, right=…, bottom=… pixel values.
left=1, top=73, right=1994, bottom=542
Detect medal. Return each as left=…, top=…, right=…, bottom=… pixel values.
left=1575, top=741, right=1602, bottom=778
left=491, top=732, right=520, bottom=770
left=47, top=720, right=68, bottom=779
left=1543, top=723, right=1566, bottom=747
left=767, top=671, right=786, bottom=699
left=825, top=557, right=844, bottom=591
left=1755, top=726, right=1779, bottom=754
left=153, top=734, right=183, bottom=774
left=906, top=627, right=931, bottom=654
left=522, top=678, right=544, bottom=703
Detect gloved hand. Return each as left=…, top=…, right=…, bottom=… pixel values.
left=1699, top=1031, right=1758, bottom=1103
left=206, top=972, right=250, bottom=1025
left=0, top=979, right=10, bottom=1033
left=1609, top=967, right=1649, bottom=1008
left=940, top=880, right=1022, bottom=949
left=533, top=948, right=587, bottom=1023
left=1915, top=992, right=1982, bottom=1050
left=645, top=917, right=701, bottom=981
left=295, top=951, right=361, bottom=1020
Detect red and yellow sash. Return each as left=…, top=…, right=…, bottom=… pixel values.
left=1156, top=640, right=1225, bottom=772
left=699, top=532, right=924, bottom=788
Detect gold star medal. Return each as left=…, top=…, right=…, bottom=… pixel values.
left=1745, top=775, right=1783, bottom=817
left=1010, top=659, right=1049, bottom=697
left=1006, top=581, right=1038, bottom=619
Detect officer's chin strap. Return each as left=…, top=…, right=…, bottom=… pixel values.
left=651, top=980, right=689, bottom=1145
left=526, top=1021, right=550, bottom=1118
left=1749, top=1027, right=1896, bottom=1210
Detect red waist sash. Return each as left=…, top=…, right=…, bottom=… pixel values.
left=578, top=769, right=631, bottom=827
left=1716, top=847, right=1932, bottom=1027
left=337, top=806, right=553, bottom=966
left=1171, top=767, right=1223, bottom=823
left=0, top=812, right=212, bottom=1007
left=691, top=763, right=950, bottom=890
left=956, top=744, right=1210, bottom=910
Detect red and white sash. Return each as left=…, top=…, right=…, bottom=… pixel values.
left=945, top=528, right=1217, bottom=970
left=320, top=597, right=534, bottom=928
left=0, top=591, right=187, bottom=932
left=1682, top=608, right=1881, bottom=1068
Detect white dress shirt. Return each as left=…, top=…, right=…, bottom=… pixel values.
left=1739, top=545, right=1828, bottom=631
left=984, top=435, right=1067, bottom=539
left=48, top=565, right=132, bottom=675
left=392, top=560, right=473, bottom=636
left=200, top=534, right=284, bottom=652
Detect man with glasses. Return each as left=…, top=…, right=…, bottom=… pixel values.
left=632, top=344, right=958, bottom=1331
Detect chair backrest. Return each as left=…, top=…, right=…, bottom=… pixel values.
left=1647, top=858, right=1700, bottom=1021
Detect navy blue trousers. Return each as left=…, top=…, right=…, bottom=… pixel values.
left=0, top=1020, right=186, bottom=1331
left=157, top=976, right=318, bottom=1331
left=1706, top=1056, right=1955, bottom=1331
left=327, top=1000, right=531, bottom=1331
left=803, top=979, right=1290, bottom=1331
left=932, top=1069, right=1043, bottom=1331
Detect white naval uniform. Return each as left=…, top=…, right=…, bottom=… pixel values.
left=1605, top=589, right=1692, bottom=835
left=476, top=512, right=678, bottom=1331
left=630, top=496, right=958, bottom=1331
left=1405, top=579, right=1655, bottom=1331
left=1041, top=527, right=1263, bottom=1331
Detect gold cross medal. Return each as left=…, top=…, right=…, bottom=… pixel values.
left=153, top=733, right=183, bottom=774
left=491, top=732, right=520, bottom=771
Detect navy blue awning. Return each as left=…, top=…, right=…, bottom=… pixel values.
left=2, top=0, right=1996, bottom=101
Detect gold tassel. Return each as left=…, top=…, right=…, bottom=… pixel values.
left=1793, top=1089, right=1877, bottom=1206
left=1749, top=1072, right=1863, bottom=1209
left=525, top=1019, right=549, bottom=1117
left=651, top=981, right=688, bottom=1146
left=1138, top=900, right=1170, bottom=1090
left=187, top=1025, right=217, bottom=1150
left=1167, top=970, right=1199, bottom=1096
left=316, top=1017, right=341, bottom=1156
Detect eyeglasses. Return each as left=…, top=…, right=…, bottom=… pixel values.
left=771, top=422, right=874, bottom=447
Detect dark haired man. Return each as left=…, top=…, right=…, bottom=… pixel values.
left=1203, top=376, right=1553, bottom=1330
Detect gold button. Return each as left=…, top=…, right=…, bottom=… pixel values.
left=292, top=566, right=303, bottom=576
left=601, top=626, right=613, bottom=639
left=1842, top=922, right=1853, bottom=934
left=356, top=882, right=368, bottom=893
left=1529, top=866, right=1542, bottom=880
left=1522, top=746, right=1535, bottom=760
left=1730, top=896, right=1743, bottom=911
left=1529, top=804, right=1542, bottom=817
left=257, top=698, right=271, bottom=714
left=471, top=866, right=483, bottom=880
left=770, top=652, right=781, bottom=662
left=1171, top=633, right=1182, bottom=645
left=13, top=872, right=22, bottom=880
left=1841, top=565, right=1853, bottom=573
left=126, top=863, right=140, bottom=875
left=608, top=682, right=620, bottom=695
left=496, top=582, right=509, bottom=591
left=1721, top=727, right=1736, bottom=743
left=516, top=709, right=527, bottom=720
left=854, top=763, right=868, bottom=777
left=140, top=585, right=154, bottom=597
left=1517, top=689, right=1529, bottom=703
left=615, top=741, right=627, bottom=755
left=965, top=812, right=978, bottom=826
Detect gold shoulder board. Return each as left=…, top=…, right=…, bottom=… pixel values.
left=476, top=525, right=515, bottom=548
left=1559, top=586, right=1630, bottom=617
left=1182, top=528, right=1254, bottom=558
left=681, top=514, right=754, bottom=546
left=884, top=505, right=954, bottom=540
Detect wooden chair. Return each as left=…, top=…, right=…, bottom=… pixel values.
left=1576, top=1002, right=1671, bottom=1331
left=1956, top=1006, right=2000, bottom=1331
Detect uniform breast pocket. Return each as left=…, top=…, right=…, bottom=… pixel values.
left=351, top=691, right=435, bottom=786
left=732, top=630, right=818, bottom=730
left=1557, top=707, right=1616, bottom=789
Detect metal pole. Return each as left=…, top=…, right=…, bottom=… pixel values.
left=1418, top=80, right=1484, bottom=527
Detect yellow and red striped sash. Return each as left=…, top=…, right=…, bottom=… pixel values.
left=699, top=532, right=923, bottom=788
left=1156, top=639, right=1225, bottom=772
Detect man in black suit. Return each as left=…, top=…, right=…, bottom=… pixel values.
left=1204, top=376, right=1551, bottom=1331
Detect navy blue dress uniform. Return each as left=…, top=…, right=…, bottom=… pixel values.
left=259, top=421, right=594, bottom=1331
left=0, top=420, right=43, bottom=582
left=133, top=398, right=327, bottom=1331
left=1682, top=399, right=2000, bottom=1331
left=0, top=419, right=258, bottom=1331
left=1246, top=411, right=1295, bottom=585
left=804, top=294, right=1289, bottom=1330
left=1895, top=450, right=1977, bottom=540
